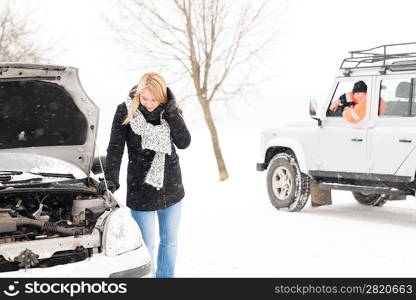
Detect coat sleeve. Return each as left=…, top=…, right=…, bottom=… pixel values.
left=164, top=108, right=191, bottom=149
left=104, top=104, right=128, bottom=189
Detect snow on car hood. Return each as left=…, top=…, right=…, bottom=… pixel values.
left=0, top=153, right=87, bottom=179
left=0, top=64, right=99, bottom=176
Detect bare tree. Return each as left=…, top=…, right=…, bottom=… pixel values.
left=0, top=2, right=52, bottom=63
left=105, top=0, right=283, bottom=181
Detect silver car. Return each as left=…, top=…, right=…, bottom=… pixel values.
left=0, top=63, right=151, bottom=277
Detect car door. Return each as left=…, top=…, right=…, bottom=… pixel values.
left=368, top=75, right=416, bottom=177
left=318, top=76, right=373, bottom=174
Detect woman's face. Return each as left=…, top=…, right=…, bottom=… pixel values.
left=140, top=88, right=160, bottom=112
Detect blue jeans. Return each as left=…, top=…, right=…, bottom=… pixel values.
left=130, top=201, right=182, bottom=278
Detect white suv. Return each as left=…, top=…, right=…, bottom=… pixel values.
left=257, top=43, right=416, bottom=211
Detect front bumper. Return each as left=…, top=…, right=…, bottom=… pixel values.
left=0, top=245, right=151, bottom=278
left=109, top=262, right=152, bottom=278
left=256, top=162, right=266, bottom=172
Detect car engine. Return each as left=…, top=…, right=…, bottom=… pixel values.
left=0, top=192, right=107, bottom=244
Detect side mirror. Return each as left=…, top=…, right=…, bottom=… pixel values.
left=309, top=99, right=322, bottom=126
left=309, top=99, right=317, bottom=116
left=91, top=155, right=106, bottom=175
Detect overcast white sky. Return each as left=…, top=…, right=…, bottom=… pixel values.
left=5, top=0, right=416, bottom=146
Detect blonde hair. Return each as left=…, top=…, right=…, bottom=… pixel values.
left=122, top=72, right=168, bottom=125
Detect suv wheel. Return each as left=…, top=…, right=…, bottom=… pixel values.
left=352, top=192, right=388, bottom=207
left=266, top=153, right=310, bottom=212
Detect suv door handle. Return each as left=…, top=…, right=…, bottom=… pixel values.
left=351, top=138, right=363, bottom=142
left=399, top=139, right=412, bottom=143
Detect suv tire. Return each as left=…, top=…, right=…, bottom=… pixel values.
left=352, top=192, right=388, bottom=207
left=266, top=153, right=310, bottom=212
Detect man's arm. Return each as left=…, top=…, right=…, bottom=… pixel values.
left=329, top=93, right=352, bottom=112
left=343, top=100, right=366, bottom=123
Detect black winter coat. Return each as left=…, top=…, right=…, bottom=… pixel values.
left=104, top=92, right=191, bottom=211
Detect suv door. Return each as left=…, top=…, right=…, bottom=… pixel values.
left=318, top=76, right=373, bottom=174
left=368, top=75, right=416, bottom=177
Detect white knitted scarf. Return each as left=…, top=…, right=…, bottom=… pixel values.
left=125, top=96, right=171, bottom=190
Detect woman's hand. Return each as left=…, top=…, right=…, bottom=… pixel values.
left=165, top=87, right=178, bottom=114
left=162, top=87, right=191, bottom=149
left=96, top=179, right=119, bottom=195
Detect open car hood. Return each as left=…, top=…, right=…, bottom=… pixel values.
left=0, top=63, right=99, bottom=176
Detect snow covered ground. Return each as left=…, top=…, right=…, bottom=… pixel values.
left=112, top=128, right=416, bottom=277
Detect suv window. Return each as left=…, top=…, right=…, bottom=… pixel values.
left=379, top=78, right=416, bottom=117
left=326, top=80, right=369, bottom=117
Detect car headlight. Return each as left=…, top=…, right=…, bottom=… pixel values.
left=102, top=207, right=143, bottom=257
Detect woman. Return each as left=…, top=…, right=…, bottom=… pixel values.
left=99, top=72, right=191, bottom=278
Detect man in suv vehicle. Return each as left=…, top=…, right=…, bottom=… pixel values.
left=329, top=80, right=387, bottom=122
left=329, top=80, right=368, bottom=123
left=257, top=42, right=416, bottom=211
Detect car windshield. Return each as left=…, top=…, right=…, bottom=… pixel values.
left=0, top=171, right=74, bottom=186
left=0, top=153, right=86, bottom=179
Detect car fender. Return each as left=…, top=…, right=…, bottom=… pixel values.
left=264, top=137, right=309, bottom=174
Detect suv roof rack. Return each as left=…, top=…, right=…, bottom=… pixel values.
left=340, top=42, right=416, bottom=72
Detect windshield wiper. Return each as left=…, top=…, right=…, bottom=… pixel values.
left=0, top=177, right=91, bottom=192
left=0, top=171, right=74, bottom=179
left=0, top=171, right=74, bottom=183
left=0, top=170, right=23, bottom=175
left=28, top=172, right=75, bottom=179
left=0, top=177, right=43, bottom=184
left=0, top=175, right=12, bottom=182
